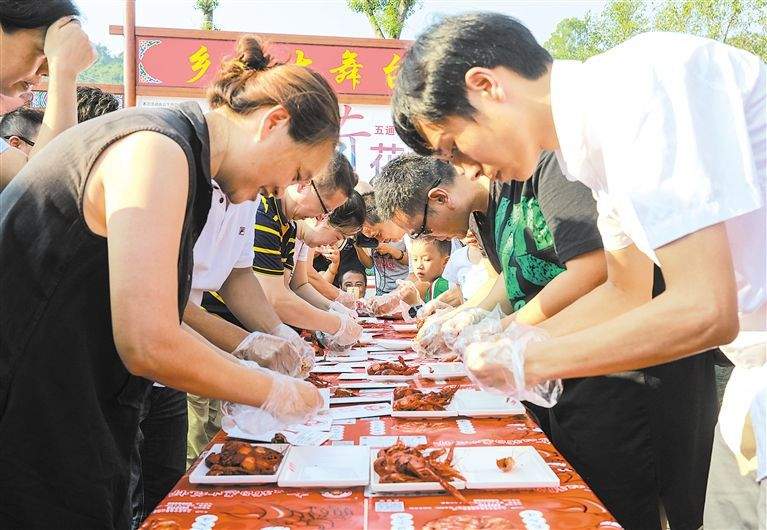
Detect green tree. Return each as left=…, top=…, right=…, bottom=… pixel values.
left=346, top=0, right=421, bottom=38
left=78, top=43, right=123, bottom=84
left=195, top=0, right=220, bottom=31
left=545, top=0, right=766, bottom=61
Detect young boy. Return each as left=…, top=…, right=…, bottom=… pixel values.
left=410, top=238, right=452, bottom=303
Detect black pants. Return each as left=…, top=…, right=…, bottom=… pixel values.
left=130, top=386, right=188, bottom=529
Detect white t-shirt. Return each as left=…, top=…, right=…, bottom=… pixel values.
left=189, top=183, right=256, bottom=305
left=550, top=32, right=766, bottom=479
left=442, top=246, right=489, bottom=300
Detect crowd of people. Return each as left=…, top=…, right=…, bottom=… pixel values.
left=0, top=1, right=763, bottom=529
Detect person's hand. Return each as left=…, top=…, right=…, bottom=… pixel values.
left=463, top=322, right=562, bottom=408
left=328, top=313, right=363, bottom=348
left=413, top=310, right=454, bottom=357
left=440, top=307, right=492, bottom=348
left=234, top=330, right=313, bottom=378
left=335, top=289, right=357, bottom=310
left=44, top=17, right=96, bottom=77
left=259, top=369, right=324, bottom=424
left=394, top=280, right=422, bottom=306
left=418, top=299, right=453, bottom=320
left=329, top=300, right=358, bottom=318
left=269, top=323, right=315, bottom=377
left=320, top=246, right=341, bottom=266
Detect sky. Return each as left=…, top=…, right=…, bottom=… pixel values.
left=77, top=0, right=610, bottom=55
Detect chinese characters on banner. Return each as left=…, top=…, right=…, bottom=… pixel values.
left=138, top=37, right=405, bottom=97
left=136, top=97, right=408, bottom=181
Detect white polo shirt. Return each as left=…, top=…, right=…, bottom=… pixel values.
left=550, top=32, right=766, bottom=478
left=190, top=182, right=257, bottom=305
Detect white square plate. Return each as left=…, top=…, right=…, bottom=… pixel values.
left=325, top=353, right=368, bottom=363
left=329, top=389, right=393, bottom=405
left=452, top=446, right=560, bottom=489
left=452, top=389, right=526, bottom=417
left=390, top=391, right=458, bottom=419
left=369, top=352, right=418, bottom=361
left=391, top=323, right=418, bottom=333
left=373, top=339, right=413, bottom=350
left=369, top=448, right=465, bottom=494
left=338, top=372, right=369, bottom=380
left=277, top=446, right=370, bottom=488
left=418, top=362, right=468, bottom=380
left=189, top=443, right=289, bottom=485
left=366, top=373, right=418, bottom=382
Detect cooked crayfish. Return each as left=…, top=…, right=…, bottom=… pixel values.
left=367, top=355, right=418, bottom=376
left=306, top=373, right=331, bottom=388
left=374, top=441, right=466, bottom=501
left=331, top=387, right=360, bottom=398
left=393, top=385, right=460, bottom=411
left=205, top=441, right=283, bottom=476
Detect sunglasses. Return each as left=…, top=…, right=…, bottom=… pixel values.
left=409, top=177, right=443, bottom=239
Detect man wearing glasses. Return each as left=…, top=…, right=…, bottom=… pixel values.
left=0, top=106, right=42, bottom=155
left=248, top=152, right=362, bottom=348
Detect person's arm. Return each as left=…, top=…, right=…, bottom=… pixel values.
left=527, top=223, right=740, bottom=382
left=537, top=244, right=654, bottom=336
left=218, top=267, right=282, bottom=333
left=355, top=245, right=373, bottom=268
left=377, top=242, right=408, bottom=265
left=504, top=248, right=607, bottom=327
left=183, top=301, right=248, bottom=353
left=258, top=270, right=341, bottom=333
left=305, top=248, right=344, bottom=299
left=30, top=18, right=96, bottom=158
left=291, top=257, right=334, bottom=310
left=317, top=247, right=341, bottom=284
left=100, top=132, right=280, bottom=406
left=0, top=144, right=28, bottom=190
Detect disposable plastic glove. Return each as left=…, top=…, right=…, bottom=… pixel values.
left=417, top=299, right=453, bottom=320
left=328, top=313, right=363, bottom=348
left=334, top=289, right=358, bottom=310
left=329, top=300, right=358, bottom=319
left=269, top=323, right=316, bottom=377
left=463, top=322, right=562, bottom=408
left=233, top=331, right=310, bottom=378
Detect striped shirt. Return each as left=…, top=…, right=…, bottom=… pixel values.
left=252, top=195, right=298, bottom=276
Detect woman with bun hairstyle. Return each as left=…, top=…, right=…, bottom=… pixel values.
left=0, top=35, right=339, bottom=529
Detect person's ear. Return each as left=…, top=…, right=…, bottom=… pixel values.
left=465, top=67, right=505, bottom=102
left=7, top=136, right=22, bottom=149
left=427, top=187, right=452, bottom=207
left=258, top=105, right=290, bottom=140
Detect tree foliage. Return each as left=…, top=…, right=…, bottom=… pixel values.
left=347, top=0, right=420, bottom=38
left=545, top=0, right=766, bottom=61
left=78, top=43, right=123, bottom=84
left=195, top=0, right=220, bottom=31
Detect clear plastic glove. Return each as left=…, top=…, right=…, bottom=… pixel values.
left=329, top=300, right=358, bottom=319
left=369, top=292, right=401, bottom=316
left=222, top=363, right=324, bottom=435
left=269, top=323, right=315, bottom=377
left=413, top=310, right=455, bottom=357
left=463, top=323, right=562, bottom=408
left=334, top=290, right=357, bottom=310
left=441, top=307, right=494, bottom=349
left=417, top=299, right=453, bottom=320
left=394, top=279, right=423, bottom=307
left=234, top=330, right=311, bottom=378
left=329, top=313, right=363, bottom=348
left=453, top=306, right=505, bottom=354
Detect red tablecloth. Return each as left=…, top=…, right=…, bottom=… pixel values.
left=140, top=324, right=622, bottom=530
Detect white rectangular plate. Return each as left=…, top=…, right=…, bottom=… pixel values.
left=190, top=443, right=289, bottom=485
left=329, top=389, right=393, bottom=405
left=278, top=446, right=371, bottom=488
left=374, top=339, right=413, bottom=350
left=453, top=446, right=560, bottom=489
left=391, top=323, right=418, bottom=333
left=366, top=373, right=418, bottom=382
left=390, top=391, right=458, bottom=418
left=369, top=352, right=418, bottom=361
left=328, top=402, right=393, bottom=420
left=338, top=372, right=369, bottom=380
left=418, top=362, right=468, bottom=380
left=369, top=450, right=465, bottom=494
left=359, top=435, right=428, bottom=448
left=310, top=364, right=356, bottom=374
left=335, top=381, right=410, bottom=389
left=452, top=389, right=526, bottom=417
left=325, top=354, right=368, bottom=363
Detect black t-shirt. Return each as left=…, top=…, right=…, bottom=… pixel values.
left=474, top=151, right=603, bottom=311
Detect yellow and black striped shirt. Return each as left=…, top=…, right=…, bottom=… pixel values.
left=252, top=195, right=298, bottom=276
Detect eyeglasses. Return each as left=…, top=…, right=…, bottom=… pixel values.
left=311, top=180, right=330, bottom=220
left=409, top=177, right=442, bottom=239
left=3, top=134, right=35, bottom=147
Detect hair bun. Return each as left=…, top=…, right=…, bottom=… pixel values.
left=235, top=35, right=272, bottom=71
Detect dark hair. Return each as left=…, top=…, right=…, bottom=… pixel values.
left=412, top=237, right=452, bottom=257
left=374, top=154, right=456, bottom=220
left=329, top=190, right=365, bottom=233
left=340, top=266, right=367, bottom=283
left=316, top=151, right=357, bottom=198
left=0, top=0, right=79, bottom=33
left=392, top=12, right=552, bottom=155
left=0, top=106, right=43, bottom=142
left=209, top=34, right=340, bottom=145
left=76, top=86, right=119, bottom=122
left=361, top=191, right=381, bottom=225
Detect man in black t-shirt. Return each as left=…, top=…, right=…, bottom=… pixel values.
left=374, top=153, right=717, bottom=530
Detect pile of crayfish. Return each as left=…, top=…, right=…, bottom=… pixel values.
left=393, top=385, right=459, bottom=411
left=374, top=441, right=466, bottom=501
left=205, top=441, right=284, bottom=476
left=367, top=355, right=418, bottom=376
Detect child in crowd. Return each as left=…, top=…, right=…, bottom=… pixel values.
left=410, top=238, right=452, bottom=303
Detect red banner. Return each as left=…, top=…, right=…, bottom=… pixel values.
left=137, top=36, right=407, bottom=97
